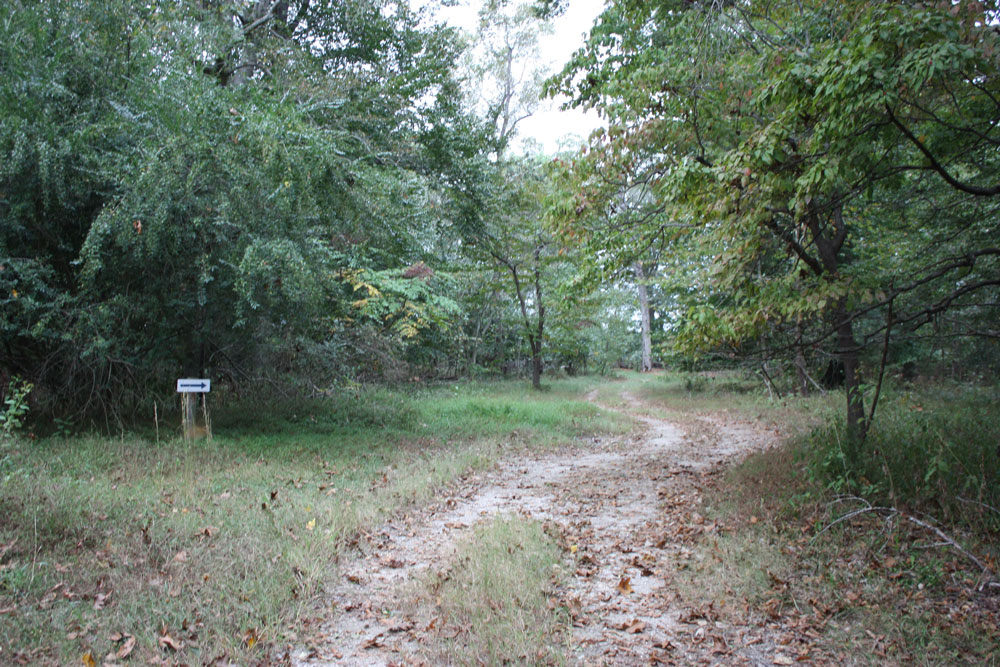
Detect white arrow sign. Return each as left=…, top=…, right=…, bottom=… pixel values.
left=176, top=379, right=211, bottom=393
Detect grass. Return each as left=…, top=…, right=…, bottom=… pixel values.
left=0, top=378, right=624, bottom=665
left=415, top=515, right=568, bottom=666
left=804, top=380, right=1000, bottom=530
left=666, top=375, right=1000, bottom=666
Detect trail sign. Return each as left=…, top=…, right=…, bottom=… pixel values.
left=176, top=379, right=211, bottom=393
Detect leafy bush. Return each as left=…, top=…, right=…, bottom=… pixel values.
left=0, top=377, right=32, bottom=439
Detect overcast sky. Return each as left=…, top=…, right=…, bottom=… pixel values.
left=432, top=0, right=606, bottom=155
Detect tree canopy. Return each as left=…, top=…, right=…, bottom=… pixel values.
left=1, top=0, right=997, bottom=436
left=547, top=0, right=1000, bottom=438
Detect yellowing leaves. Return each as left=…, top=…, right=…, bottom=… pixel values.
left=242, top=627, right=261, bottom=649
left=306, top=518, right=316, bottom=531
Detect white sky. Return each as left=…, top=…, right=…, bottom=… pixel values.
left=431, top=0, right=606, bottom=155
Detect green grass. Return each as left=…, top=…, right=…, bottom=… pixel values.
left=415, top=515, right=568, bottom=666
left=804, top=381, right=1000, bottom=529
left=0, top=378, right=623, bottom=665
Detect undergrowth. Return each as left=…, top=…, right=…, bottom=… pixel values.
left=681, top=378, right=1000, bottom=665
left=0, top=379, right=622, bottom=665
left=805, top=382, right=1000, bottom=531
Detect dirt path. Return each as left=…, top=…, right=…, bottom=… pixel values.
left=290, top=386, right=783, bottom=665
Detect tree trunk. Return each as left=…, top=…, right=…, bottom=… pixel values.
left=531, top=253, right=545, bottom=390
left=530, top=339, right=542, bottom=390
left=635, top=262, right=653, bottom=372
left=836, top=305, right=867, bottom=442
left=795, top=320, right=810, bottom=396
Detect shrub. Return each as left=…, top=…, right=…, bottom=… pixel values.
left=805, top=385, right=1000, bottom=529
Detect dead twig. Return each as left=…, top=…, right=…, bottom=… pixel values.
left=956, top=496, right=1000, bottom=517
left=813, top=499, right=998, bottom=592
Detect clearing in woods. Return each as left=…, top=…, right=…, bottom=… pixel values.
left=291, top=378, right=801, bottom=666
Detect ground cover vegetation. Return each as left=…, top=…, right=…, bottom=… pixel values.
left=0, top=379, right=623, bottom=663
left=630, top=373, right=998, bottom=664
left=2, top=0, right=998, bottom=663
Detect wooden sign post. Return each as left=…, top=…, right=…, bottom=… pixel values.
left=176, top=379, right=211, bottom=440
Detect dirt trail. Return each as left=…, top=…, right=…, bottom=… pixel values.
left=291, top=386, right=780, bottom=665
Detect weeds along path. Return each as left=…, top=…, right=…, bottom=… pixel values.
left=290, top=382, right=778, bottom=666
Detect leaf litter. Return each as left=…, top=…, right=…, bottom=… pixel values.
left=287, top=387, right=838, bottom=665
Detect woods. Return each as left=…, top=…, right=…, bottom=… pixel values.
left=547, top=0, right=1000, bottom=440
left=1, top=1, right=998, bottom=663
left=6, top=0, right=995, bottom=436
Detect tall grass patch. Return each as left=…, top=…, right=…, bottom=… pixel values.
left=0, top=378, right=614, bottom=664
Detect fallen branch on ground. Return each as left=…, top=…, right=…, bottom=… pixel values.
left=812, top=496, right=998, bottom=593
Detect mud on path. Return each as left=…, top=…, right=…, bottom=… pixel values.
left=290, top=387, right=787, bottom=666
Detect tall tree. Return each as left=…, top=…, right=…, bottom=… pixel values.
left=548, top=0, right=1000, bottom=440
left=1, top=0, right=486, bottom=420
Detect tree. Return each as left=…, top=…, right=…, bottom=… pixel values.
left=1, top=0, right=488, bottom=421
left=548, top=0, right=1000, bottom=440
left=455, top=0, right=562, bottom=389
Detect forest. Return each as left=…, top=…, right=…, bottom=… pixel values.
left=1, top=0, right=998, bottom=664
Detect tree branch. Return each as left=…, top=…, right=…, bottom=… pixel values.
left=886, top=104, right=1000, bottom=197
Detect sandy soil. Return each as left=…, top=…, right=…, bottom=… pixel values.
left=289, top=386, right=788, bottom=666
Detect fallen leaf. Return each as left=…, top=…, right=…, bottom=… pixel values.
left=93, top=593, right=111, bottom=610
left=380, top=617, right=414, bottom=633
left=617, top=576, right=633, bottom=595
left=158, top=631, right=181, bottom=652
left=305, top=519, right=316, bottom=532
left=773, top=655, right=794, bottom=665
left=39, top=583, right=64, bottom=610
left=379, top=556, right=405, bottom=568
left=172, top=551, right=188, bottom=563
left=361, top=634, right=384, bottom=649
left=616, top=618, right=646, bottom=634
left=82, top=650, right=96, bottom=667
left=242, top=628, right=259, bottom=649
left=116, top=635, right=136, bottom=659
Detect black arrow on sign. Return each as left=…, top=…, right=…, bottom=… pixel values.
left=179, top=382, right=207, bottom=389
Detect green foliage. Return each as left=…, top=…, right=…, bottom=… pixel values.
left=0, top=377, right=32, bottom=439
left=547, top=0, right=1000, bottom=437
left=805, top=384, right=1000, bottom=528
left=0, top=0, right=489, bottom=421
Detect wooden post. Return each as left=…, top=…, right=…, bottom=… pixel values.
left=201, top=392, right=212, bottom=441
left=177, top=379, right=211, bottom=440
left=182, top=392, right=196, bottom=440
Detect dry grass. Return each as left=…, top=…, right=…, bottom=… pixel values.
left=676, top=428, right=1000, bottom=665
left=0, top=379, right=623, bottom=665
left=414, top=515, right=569, bottom=666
